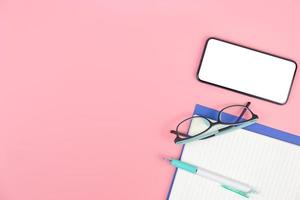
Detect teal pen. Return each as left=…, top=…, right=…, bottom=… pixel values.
left=165, top=158, right=255, bottom=198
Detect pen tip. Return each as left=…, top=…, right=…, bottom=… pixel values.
left=161, top=157, right=172, bottom=162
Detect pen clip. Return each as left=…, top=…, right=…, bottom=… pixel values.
left=221, top=185, right=251, bottom=198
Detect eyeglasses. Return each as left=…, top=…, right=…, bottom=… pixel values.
left=170, top=102, right=258, bottom=145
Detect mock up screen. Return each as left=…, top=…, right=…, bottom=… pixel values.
left=197, top=38, right=297, bottom=104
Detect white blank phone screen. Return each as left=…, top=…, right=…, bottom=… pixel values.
left=198, top=39, right=297, bottom=104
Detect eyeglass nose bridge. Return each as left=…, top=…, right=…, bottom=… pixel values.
left=209, top=120, right=218, bottom=125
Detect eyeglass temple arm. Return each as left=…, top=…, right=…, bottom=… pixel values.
left=235, top=102, right=251, bottom=123
left=170, top=130, right=191, bottom=138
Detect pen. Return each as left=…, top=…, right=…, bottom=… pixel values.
left=165, top=158, right=255, bottom=198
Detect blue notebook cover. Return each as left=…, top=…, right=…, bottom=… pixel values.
left=167, top=104, right=300, bottom=199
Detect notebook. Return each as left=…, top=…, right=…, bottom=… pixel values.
left=167, top=104, right=300, bottom=200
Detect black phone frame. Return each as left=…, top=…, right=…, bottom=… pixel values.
left=196, top=37, right=298, bottom=105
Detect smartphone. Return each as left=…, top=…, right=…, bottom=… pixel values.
left=197, top=38, right=297, bottom=105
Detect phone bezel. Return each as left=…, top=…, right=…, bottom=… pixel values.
left=196, top=37, right=298, bottom=105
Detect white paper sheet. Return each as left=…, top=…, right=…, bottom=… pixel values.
left=168, top=118, right=300, bottom=200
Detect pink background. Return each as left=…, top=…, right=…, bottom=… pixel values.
left=0, top=0, right=300, bottom=199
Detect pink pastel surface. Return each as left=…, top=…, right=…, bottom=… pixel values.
left=0, top=0, right=300, bottom=199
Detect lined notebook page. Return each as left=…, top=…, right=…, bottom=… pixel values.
left=168, top=119, right=300, bottom=200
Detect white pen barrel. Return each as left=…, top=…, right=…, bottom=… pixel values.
left=196, top=166, right=252, bottom=193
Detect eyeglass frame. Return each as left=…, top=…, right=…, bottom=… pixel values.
left=170, top=102, right=259, bottom=145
